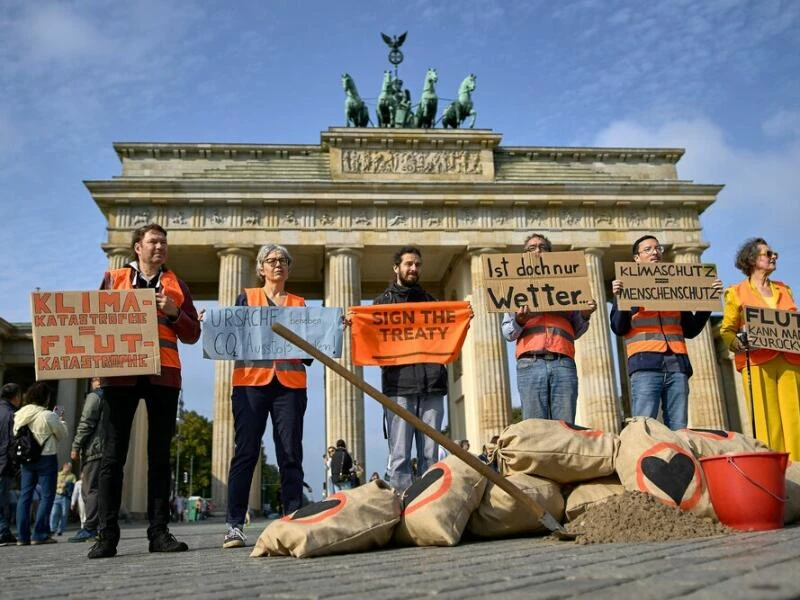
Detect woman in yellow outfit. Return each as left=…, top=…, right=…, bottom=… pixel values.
left=721, top=237, right=800, bottom=461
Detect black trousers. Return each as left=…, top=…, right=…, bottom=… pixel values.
left=97, top=384, right=179, bottom=541
left=226, top=380, right=307, bottom=525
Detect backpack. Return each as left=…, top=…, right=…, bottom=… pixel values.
left=330, top=448, right=353, bottom=484
left=12, top=425, right=49, bottom=467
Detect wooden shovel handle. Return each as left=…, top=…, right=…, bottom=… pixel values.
left=271, top=323, right=573, bottom=539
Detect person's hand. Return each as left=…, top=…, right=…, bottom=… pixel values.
left=342, top=313, right=353, bottom=328
left=70, top=450, right=79, bottom=461
left=468, top=304, right=474, bottom=320
left=612, top=279, right=623, bottom=295
left=729, top=337, right=744, bottom=353
left=514, top=305, right=530, bottom=325
left=156, top=292, right=180, bottom=318
left=581, top=299, right=598, bottom=320
left=198, top=308, right=206, bottom=322
left=711, top=278, right=723, bottom=290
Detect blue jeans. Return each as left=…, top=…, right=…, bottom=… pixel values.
left=517, top=355, right=578, bottom=422
left=630, top=370, right=689, bottom=430
left=227, top=380, right=307, bottom=525
left=50, top=494, right=70, bottom=534
left=0, top=475, right=11, bottom=534
left=17, top=454, right=57, bottom=543
left=385, top=394, right=444, bottom=492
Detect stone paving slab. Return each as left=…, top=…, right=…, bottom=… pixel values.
left=2, top=520, right=799, bottom=599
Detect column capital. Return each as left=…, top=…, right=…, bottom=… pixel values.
left=467, top=245, right=505, bottom=257
left=671, top=243, right=709, bottom=257
left=101, top=244, right=130, bottom=259
left=571, top=244, right=610, bottom=256
left=325, top=245, right=363, bottom=259
left=214, top=245, right=256, bottom=259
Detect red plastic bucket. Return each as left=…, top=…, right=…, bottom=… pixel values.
left=699, top=451, right=788, bottom=531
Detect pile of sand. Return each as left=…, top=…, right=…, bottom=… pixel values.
left=565, top=491, right=732, bottom=544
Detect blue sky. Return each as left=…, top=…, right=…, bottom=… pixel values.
left=2, top=1, right=799, bottom=498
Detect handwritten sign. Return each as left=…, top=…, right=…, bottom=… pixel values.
left=744, top=305, right=800, bottom=354
left=202, top=306, right=343, bottom=360
left=481, top=251, right=593, bottom=313
left=31, top=289, right=160, bottom=380
left=614, top=262, right=721, bottom=311
left=350, top=301, right=471, bottom=366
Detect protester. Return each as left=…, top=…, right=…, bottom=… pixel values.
left=69, top=377, right=105, bottom=542
left=611, top=235, right=720, bottom=430
left=223, top=243, right=310, bottom=549
left=0, top=383, right=22, bottom=546
left=49, top=461, right=76, bottom=536
left=369, top=472, right=381, bottom=483
left=721, top=237, right=800, bottom=460
left=89, top=223, right=201, bottom=559
left=71, top=479, right=85, bottom=529
left=14, top=382, right=67, bottom=545
left=502, top=233, right=597, bottom=423
left=374, top=246, right=447, bottom=492
left=323, top=445, right=335, bottom=497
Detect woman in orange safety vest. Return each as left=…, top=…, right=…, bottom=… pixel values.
left=222, top=243, right=309, bottom=549
left=721, top=237, right=800, bottom=461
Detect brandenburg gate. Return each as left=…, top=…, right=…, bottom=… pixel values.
left=86, top=127, right=740, bottom=510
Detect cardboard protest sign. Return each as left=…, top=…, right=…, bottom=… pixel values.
left=481, top=251, right=593, bottom=313
left=31, top=289, right=160, bottom=380
left=350, top=301, right=471, bottom=366
left=743, top=305, right=800, bottom=355
left=614, top=262, right=721, bottom=311
left=202, top=306, right=343, bottom=360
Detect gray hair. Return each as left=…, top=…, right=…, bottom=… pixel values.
left=523, top=233, right=552, bottom=252
left=255, top=243, right=293, bottom=284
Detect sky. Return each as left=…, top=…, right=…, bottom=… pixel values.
left=1, top=0, right=799, bottom=499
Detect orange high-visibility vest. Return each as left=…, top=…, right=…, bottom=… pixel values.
left=731, top=279, right=800, bottom=371
left=108, top=268, right=183, bottom=369
left=624, top=311, right=687, bottom=358
left=515, top=313, right=576, bottom=359
left=231, top=288, right=307, bottom=389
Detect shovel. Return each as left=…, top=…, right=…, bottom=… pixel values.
left=272, top=322, right=576, bottom=541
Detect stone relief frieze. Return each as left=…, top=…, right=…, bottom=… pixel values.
left=661, top=211, right=679, bottom=228
left=243, top=211, right=261, bottom=226
left=169, top=210, right=188, bottom=226
left=460, top=209, right=477, bottom=225
left=625, top=208, right=647, bottom=228
left=423, top=210, right=442, bottom=227
left=318, top=211, right=336, bottom=226
left=282, top=210, right=299, bottom=225
left=207, top=209, right=227, bottom=226
left=388, top=211, right=408, bottom=227
left=353, top=210, right=372, bottom=226
left=560, top=208, right=583, bottom=227
left=131, top=210, right=151, bottom=225
left=526, top=208, right=548, bottom=226
left=341, top=149, right=483, bottom=175
left=595, top=210, right=615, bottom=226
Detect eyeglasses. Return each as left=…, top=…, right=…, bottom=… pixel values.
left=758, top=250, right=779, bottom=259
left=263, top=257, right=289, bottom=266
left=637, top=245, right=664, bottom=256
left=525, top=244, right=549, bottom=252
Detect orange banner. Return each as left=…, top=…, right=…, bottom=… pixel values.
left=350, top=301, right=471, bottom=366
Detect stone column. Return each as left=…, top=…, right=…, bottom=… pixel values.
left=211, top=247, right=256, bottom=510
left=103, top=245, right=130, bottom=271
left=467, top=248, right=511, bottom=447
left=673, top=244, right=727, bottom=429
left=324, top=248, right=364, bottom=469
left=573, top=247, right=622, bottom=433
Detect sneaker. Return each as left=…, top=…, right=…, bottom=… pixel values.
left=16, top=540, right=30, bottom=546
left=222, top=525, right=246, bottom=549
left=31, top=537, right=57, bottom=545
left=148, top=532, right=188, bottom=553
left=68, top=528, right=98, bottom=543
left=0, top=531, right=17, bottom=546
left=87, top=538, right=117, bottom=559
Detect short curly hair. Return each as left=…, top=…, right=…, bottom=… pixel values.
left=734, top=237, right=769, bottom=276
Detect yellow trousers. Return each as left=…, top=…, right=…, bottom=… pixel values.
left=742, top=354, right=800, bottom=461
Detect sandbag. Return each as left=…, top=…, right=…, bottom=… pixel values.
left=676, top=428, right=771, bottom=458
left=250, top=479, right=400, bottom=558
left=785, top=462, right=800, bottom=525
left=564, top=474, right=625, bottom=522
left=467, top=473, right=563, bottom=538
left=394, top=455, right=486, bottom=546
left=616, top=417, right=716, bottom=519
left=495, top=418, right=620, bottom=483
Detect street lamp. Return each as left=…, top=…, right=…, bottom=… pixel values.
left=174, top=391, right=185, bottom=499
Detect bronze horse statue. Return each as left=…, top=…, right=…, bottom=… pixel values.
left=414, top=68, right=438, bottom=129
left=342, top=73, right=369, bottom=127
left=376, top=70, right=396, bottom=128
left=441, top=74, right=477, bottom=129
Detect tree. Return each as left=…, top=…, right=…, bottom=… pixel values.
left=511, top=406, right=523, bottom=424
left=170, top=410, right=212, bottom=497
left=261, top=448, right=281, bottom=514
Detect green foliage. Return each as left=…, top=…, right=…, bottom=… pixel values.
left=170, top=410, right=212, bottom=497
left=261, top=446, right=281, bottom=513
left=511, top=406, right=523, bottom=424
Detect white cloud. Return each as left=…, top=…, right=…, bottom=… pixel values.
left=18, top=2, right=112, bottom=62
left=762, top=109, right=800, bottom=138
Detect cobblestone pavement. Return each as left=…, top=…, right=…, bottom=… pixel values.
left=2, top=519, right=799, bottom=599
